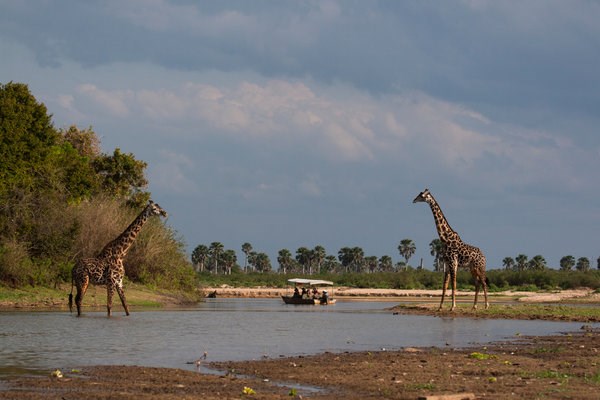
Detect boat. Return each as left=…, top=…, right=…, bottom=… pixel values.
left=281, top=278, right=336, bottom=305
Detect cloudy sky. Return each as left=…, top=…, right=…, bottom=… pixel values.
left=1, top=0, right=599, bottom=269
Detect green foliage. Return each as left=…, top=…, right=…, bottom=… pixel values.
left=92, top=148, right=149, bottom=207
left=197, top=270, right=600, bottom=292
left=0, top=82, right=195, bottom=291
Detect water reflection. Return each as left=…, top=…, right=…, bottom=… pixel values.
left=0, top=298, right=594, bottom=376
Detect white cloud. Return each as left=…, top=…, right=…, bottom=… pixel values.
left=149, top=150, right=198, bottom=194
left=77, top=84, right=132, bottom=117
left=67, top=77, right=584, bottom=189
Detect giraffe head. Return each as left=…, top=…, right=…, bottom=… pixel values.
left=147, top=200, right=168, bottom=218
left=413, top=188, right=434, bottom=204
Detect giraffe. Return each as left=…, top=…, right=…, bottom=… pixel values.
left=413, top=189, right=488, bottom=311
left=69, top=200, right=168, bottom=317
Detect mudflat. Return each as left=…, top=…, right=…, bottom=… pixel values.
left=1, top=321, right=598, bottom=399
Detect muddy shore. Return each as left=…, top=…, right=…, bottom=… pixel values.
left=2, top=326, right=598, bottom=399
left=1, top=288, right=599, bottom=399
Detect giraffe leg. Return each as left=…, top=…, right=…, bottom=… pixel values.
left=450, top=259, right=458, bottom=311
left=473, top=279, right=480, bottom=310
left=438, top=269, right=450, bottom=311
left=482, top=275, right=489, bottom=309
left=106, top=285, right=114, bottom=317
left=75, top=277, right=89, bottom=317
left=116, top=284, right=130, bottom=316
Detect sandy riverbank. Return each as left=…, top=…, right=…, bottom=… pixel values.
left=203, top=286, right=600, bottom=303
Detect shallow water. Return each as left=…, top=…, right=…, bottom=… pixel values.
left=0, top=298, right=594, bottom=376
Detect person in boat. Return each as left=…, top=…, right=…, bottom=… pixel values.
left=312, top=287, right=319, bottom=298
left=301, top=287, right=308, bottom=299
left=293, top=287, right=301, bottom=298
left=320, top=290, right=329, bottom=305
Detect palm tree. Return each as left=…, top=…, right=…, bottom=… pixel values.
left=502, top=257, right=515, bottom=271
left=528, top=255, right=546, bottom=270
left=191, top=244, right=209, bottom=272
left=241, top=242, right=253, bottom=272
left=209, top=242, right=224, bottom=274
left=515, top=254, right=528, bottom=272
left=398, top=239, right=416, bottom=266
left=322, top=255, right=340, bottom=273
left=313, top=245, right=326, bottom=274
left=221, top=249, right=237, bottom=275
left=254, top=252, right=272, bottom=273
left=296, top=247, right=311, bottom=274
left=576, top=257, right=590, bottom=272
left=379, top=255, right=393, bottom=272
left=559, top=255, right=575, bottom=271
left=277, top=249, right=293, bottom=274
left=365, top=256, right=378, bottom=273
left=429, top=238, right=446, bottom=272
left=350, top=247, right=365, bottom=272
left=338, top=247, right=353, bottom=273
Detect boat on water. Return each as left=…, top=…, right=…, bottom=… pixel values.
left=281, top=278, right=336, bottom=305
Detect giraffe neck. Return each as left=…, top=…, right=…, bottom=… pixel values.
left=99, top=207, right=151, bottom=259
left=427, top=197, right=461, bottom=244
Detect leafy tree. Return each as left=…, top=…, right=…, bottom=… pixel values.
left=515, top=254, right=528, bottom=271
left=93, top=148, right=149, bottom=207
left=576, top=257, right=590, bottom=272
left=502, top=257, right=515, bottom=271
left=559, top=255, right=575, bottom=271
left=398, top=239, right=416, bottom=265
left=241, top=242, right=253, bottom=272
left=0, top=82, right=58, bottom=189
left=191, top=244, right=209, bottom=272
left=528, top=255, right=547, bottom=271
left=60, top=125, right=101, bottom=159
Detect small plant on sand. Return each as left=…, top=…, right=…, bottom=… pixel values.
left=242, top=386, right=256, bottom=395
left=469, top=352, right=497, bottom=360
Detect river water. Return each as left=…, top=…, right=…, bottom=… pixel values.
left=0, top=298, right=594, bottom=376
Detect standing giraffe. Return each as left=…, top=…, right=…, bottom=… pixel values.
left=413, top=189, right=488, bottom=310
left=69, top=200, right=168, bottom=317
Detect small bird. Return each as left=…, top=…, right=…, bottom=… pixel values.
left=187, top=351, right=208, bottom=370
left=195, top=351, right=208, bottom=369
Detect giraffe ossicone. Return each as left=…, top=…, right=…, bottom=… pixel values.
left=413, top=188, right=489, bottom=311
left=69, top=200, right=168, bottom=317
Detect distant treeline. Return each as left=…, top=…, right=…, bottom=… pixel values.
left=0, top=82, right=196, bottom=290
left=199, top=270, right=600, bottom=292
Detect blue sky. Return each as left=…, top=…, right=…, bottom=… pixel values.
left=1, top=1, right=599, bottom=269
